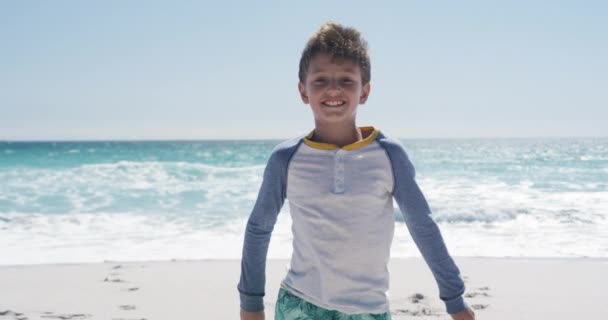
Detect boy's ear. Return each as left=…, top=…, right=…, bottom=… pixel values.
left=298, top=82, right=309, bottom=104
left=359, top=82, right=371, bottom=104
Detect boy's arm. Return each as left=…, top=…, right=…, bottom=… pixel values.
left=237, top=148, right=291, bottom=312
left=380, top=138, right=467, bottom=315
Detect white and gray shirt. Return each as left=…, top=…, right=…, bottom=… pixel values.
left=238, top=127, right=466, bottom=315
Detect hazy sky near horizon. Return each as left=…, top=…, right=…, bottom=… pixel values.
left=1, top=1, right=607, bottom=140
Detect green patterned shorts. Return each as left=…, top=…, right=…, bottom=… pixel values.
left=275, top=288, right=392, bottom=320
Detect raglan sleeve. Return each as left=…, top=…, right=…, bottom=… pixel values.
left=237, top=148, right=288, bottom=312
left=385, top=141, right=467, bottom=315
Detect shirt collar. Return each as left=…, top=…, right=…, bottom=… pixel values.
left=303, top=126, right=379, bottom=151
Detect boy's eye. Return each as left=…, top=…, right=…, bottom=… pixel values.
left=311, top=78, right=355, bottom=86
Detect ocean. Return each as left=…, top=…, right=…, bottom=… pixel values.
left=1, top=138, right=607, bottom=265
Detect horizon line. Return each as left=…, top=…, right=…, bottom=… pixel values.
left=2, top=135, right=608, bottom=143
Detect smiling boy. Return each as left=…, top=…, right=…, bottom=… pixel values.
left=238, top=22, right=476, bottom=320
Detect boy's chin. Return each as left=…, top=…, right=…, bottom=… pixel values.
left=314, top=115, right=357, bottom=126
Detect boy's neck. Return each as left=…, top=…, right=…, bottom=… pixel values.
left=310, top=122, right=364, bottom=147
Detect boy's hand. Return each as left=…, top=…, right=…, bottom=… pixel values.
left=451, top=307, right=475, bottom=320
left=240, top=310, right=264, bottom=320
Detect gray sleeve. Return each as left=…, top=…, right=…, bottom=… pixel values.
left=378, top=135, right=467, bottom=314
left=237, top=139, right=301, bottom=312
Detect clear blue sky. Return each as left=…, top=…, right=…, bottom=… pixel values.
left=1, top=1, right=606, bottom=140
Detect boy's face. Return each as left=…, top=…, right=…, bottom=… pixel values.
left=298, top=53, right=371, bottom=126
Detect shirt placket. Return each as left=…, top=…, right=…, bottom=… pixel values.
left=334, top=149, right=346, bottom=194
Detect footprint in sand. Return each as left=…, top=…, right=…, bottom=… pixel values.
left=409, top=293, right=425, bottom=304
left=104, top=277, right=126, bottom=283
left=392, top=307, right=439, bottom=317
left=118, top=305, right=136, bottom=311
left=466, top=286, right=492, bottom=311
left=0, top=310, right=27, bottom=320
left=40, top=312, right=90, bottom=319
left=469, top=286, right=492, bottom=297
left=391, top=293, right=442, bottom=317
left=471, top=304, right=489, bottom=310
left=465, top=291, right=491, bottom=298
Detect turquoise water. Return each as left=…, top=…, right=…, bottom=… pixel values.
left=1, top=138, right=607, bottom=264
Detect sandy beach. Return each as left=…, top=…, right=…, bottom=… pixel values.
left=1, top=257, right=606, bottom=319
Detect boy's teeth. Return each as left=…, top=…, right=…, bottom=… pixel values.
left=324, top=101, right=344, bottom=106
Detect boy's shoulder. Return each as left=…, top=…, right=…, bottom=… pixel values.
left=375, top=130, right=410, bottom=157
left=375, top=130, right=417, bottom=178
left=272, top=134, right=306, bottom=153
left=265, top=134, right=307, bottom=167
left=376, top=130, right=401, bottom=146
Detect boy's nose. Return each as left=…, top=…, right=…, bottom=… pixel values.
left=326, top=79, right=342, bottom=94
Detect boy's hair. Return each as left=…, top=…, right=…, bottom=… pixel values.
left=298, top=22, right=371, bottom=85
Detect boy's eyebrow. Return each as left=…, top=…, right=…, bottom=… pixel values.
left=310, top=67, right=358, bottom=74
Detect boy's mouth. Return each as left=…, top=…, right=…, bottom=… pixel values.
left=322, top=100, right=346, bottom=107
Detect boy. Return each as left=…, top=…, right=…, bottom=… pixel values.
left=238, top=22, right=475, bottom=320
